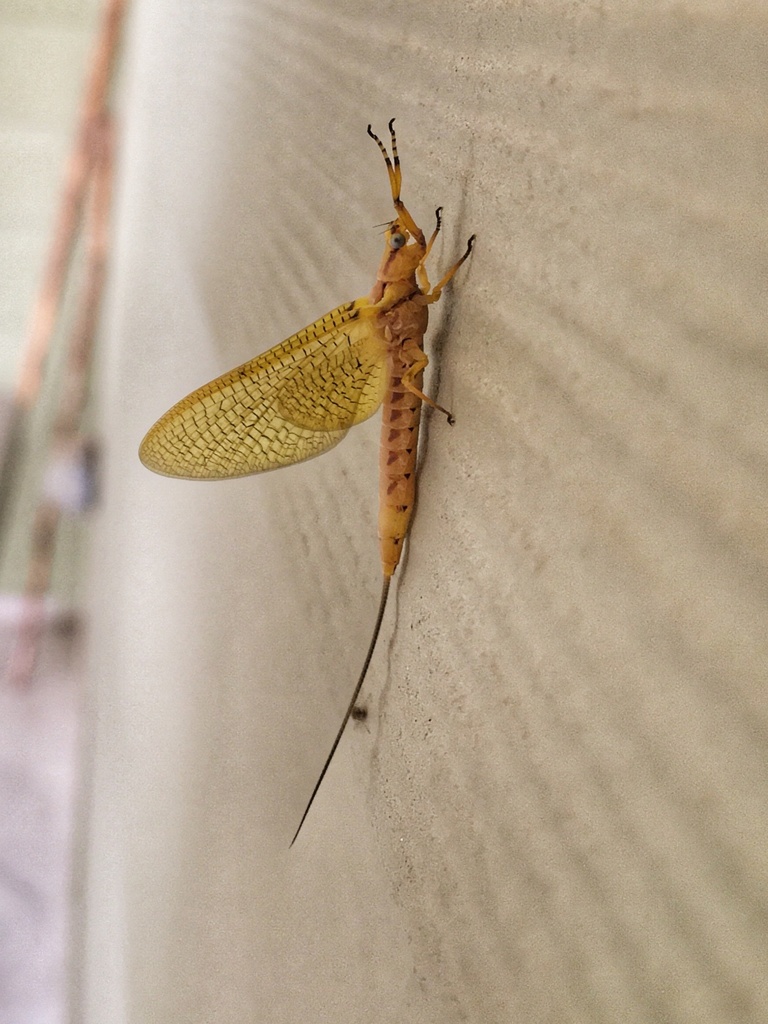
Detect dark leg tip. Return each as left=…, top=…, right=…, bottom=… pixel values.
left=447, top=413, right=456, bottom=426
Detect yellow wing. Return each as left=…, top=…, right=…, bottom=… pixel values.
left=139, top=300, right=388, bottom=480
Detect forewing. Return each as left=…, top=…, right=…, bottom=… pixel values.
left=139, top=300, right=388, bottom=480
left=276, top=321, right=388, bottom=431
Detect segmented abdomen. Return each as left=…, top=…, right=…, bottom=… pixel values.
left=378, top=355, right=423, bottom=577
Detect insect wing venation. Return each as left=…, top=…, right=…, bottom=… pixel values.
left=139, top=300, right=387, bottom=480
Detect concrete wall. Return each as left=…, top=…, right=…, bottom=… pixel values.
left=77, top=2, right=768, bottom=1022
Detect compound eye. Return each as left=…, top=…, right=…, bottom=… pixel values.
left=389, top=232, right=406, bottom=250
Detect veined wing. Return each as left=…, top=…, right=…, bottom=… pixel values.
left=139, top=299, right=388, bottom=479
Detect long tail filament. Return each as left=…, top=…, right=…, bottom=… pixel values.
left=290, top=575, right=392, bottom=846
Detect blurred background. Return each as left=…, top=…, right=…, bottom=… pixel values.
left=2, top=2, right=768, bottom=1023
left=1, top=3, right=103, bottom=1022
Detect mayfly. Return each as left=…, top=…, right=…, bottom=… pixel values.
left=139, top=120, right=474, bottom=844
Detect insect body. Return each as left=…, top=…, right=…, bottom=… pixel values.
left=140, top=121, right=474, bottom=844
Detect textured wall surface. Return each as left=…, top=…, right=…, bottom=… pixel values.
left=78, top=2, right=768, bottom=1022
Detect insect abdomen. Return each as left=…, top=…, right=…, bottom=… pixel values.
left=378, top=358, right=423, bottom=577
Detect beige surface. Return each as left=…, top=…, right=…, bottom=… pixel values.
left=77, top=2, right=768, bottom=1022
